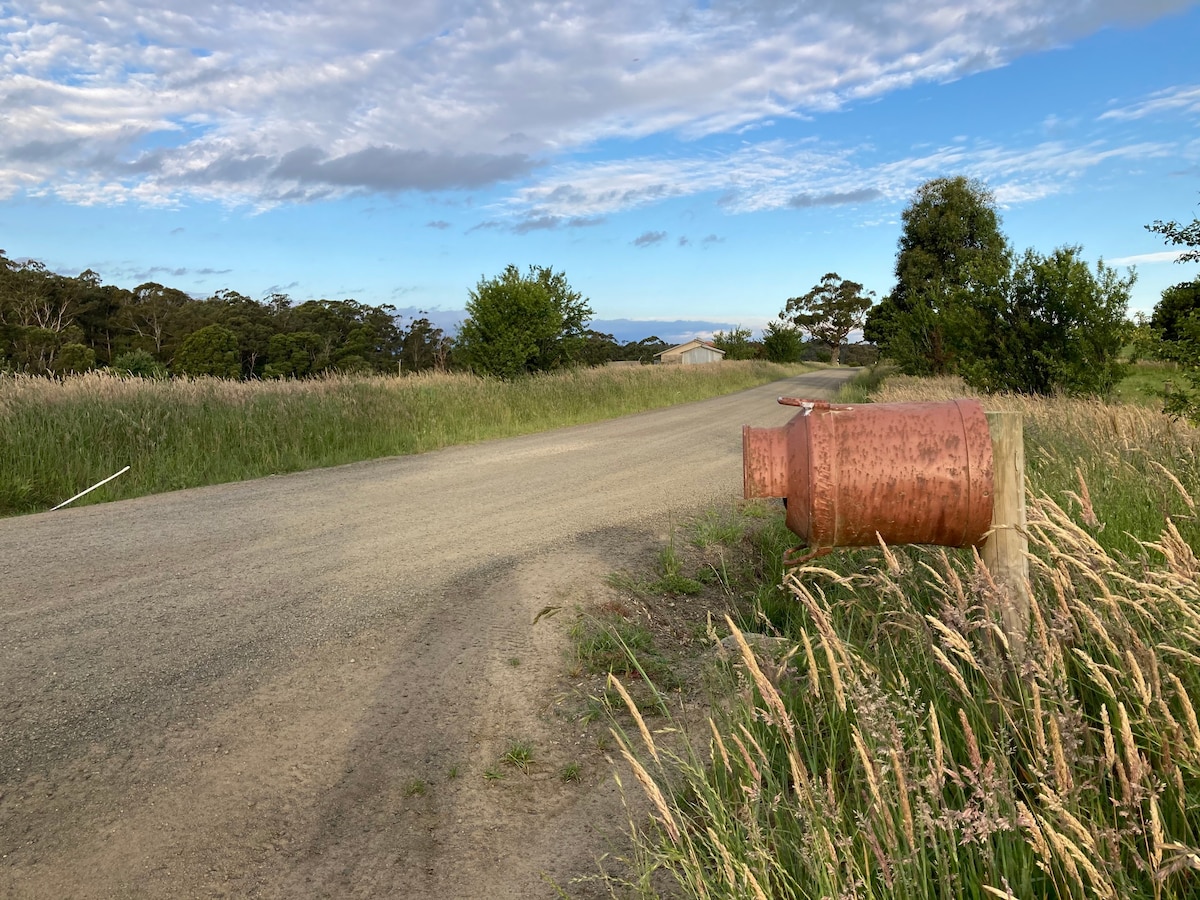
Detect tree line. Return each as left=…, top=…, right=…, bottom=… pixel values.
left=1143, top=212, right=1200, bottom=422
left=0, top=251, right=860, bottom=381
left=449, top=262, right=871, bottom=374
left=7, top=176, right=1195, bottom=410
left=856, top=175, right=1199, bottom=421
left=0, top=256, right=669, bottom=379
left=0, top=254, right=456, bottom=378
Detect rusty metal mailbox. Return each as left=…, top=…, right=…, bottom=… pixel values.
left=743, top=398, right=994, bottom=564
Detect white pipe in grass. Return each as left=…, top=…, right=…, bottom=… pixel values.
left=50, top=466, right=131, bottom=512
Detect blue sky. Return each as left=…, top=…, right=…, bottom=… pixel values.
left=2, top=0, right=1199, bottom=343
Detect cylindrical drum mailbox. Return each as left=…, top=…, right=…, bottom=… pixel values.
left=743, top=398, right=994, bottom=564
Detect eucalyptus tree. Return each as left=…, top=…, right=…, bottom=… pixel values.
left=783, top=273, right=874, bottom=365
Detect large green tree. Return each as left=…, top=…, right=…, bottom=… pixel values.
left=122, top=281, right=193, bottom=361
left=869, top=176, right=1135, bottom=396
left=966, top=247, right=1132, bottom=395
left=761, top=320, right=804, bottom=363
left=455, top=265, right=592, bottom=378
left=1151, top=279, right=1200, bottom=344
left=865, top=176, right=1010, bottom=375
left=783, top=273, right=874, bottom=366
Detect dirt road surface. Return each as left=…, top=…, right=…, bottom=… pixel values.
left=0, top=369, right=854, bottom=899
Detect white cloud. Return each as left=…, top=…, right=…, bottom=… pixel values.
left=1, top=0, right=1193, bottom=205
left=1106, top=250, right=1187, bottom=266
left=1100, top=84, right=1200, bottom=121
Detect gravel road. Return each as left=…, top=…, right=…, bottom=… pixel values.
left=0, top=368, right=855, bottom=899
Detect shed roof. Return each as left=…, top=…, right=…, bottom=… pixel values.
left=653, top=338, right=726, bottom=359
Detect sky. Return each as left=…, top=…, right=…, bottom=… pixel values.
left=2, top=1, right=1200, bottom=344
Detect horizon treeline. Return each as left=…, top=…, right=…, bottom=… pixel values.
left=0, top=252, right=683, bottom=378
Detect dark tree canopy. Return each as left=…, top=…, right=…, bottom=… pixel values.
left=965, top=247, right=1132, bottom=396
left=1151, top=279, right=1200, bottom=343
left=0, top=250, right=450, bottom=379
left=174, top=324, right=241, bottom=378
left=868, top=177, right=1132, bottom=396
left=866, top=176, right=1010, bottom=375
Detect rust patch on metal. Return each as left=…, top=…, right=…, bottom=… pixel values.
left=743, top=398, right=994, bottom=565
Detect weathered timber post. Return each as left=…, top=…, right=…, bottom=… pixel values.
left=982, top=412, right=1030, bottom=661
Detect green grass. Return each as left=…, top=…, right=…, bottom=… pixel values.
left=1114, top=359, right=1185, bottom=408
left=0, top=360, right=811, bottom=516
left=559, top=762, right=582, bottom=783
left=403, top=778, right=427, bottom=797
left=500, top=738, right=535, bottom=772
left=689, top=507, right=749, bottom=548
left=609, top=377, right=1200, bottom=900
left=569, top=614, right=655, bottom=676
left=836, top=362, right=899, bottom=403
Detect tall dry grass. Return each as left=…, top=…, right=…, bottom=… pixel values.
left=0, top=361, right=806, bottom=515
left=611, top=378, right=1200, bottom=899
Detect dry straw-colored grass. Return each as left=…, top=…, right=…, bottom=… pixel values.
left=611, top=380, right=1200, bottom=899
left=0, top=361, right=805, bottom=515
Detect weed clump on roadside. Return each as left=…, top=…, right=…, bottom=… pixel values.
left=501, top=738, right=536, bottom=772
left=570, top=613, right=655, bottom=677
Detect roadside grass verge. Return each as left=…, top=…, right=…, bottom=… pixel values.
left=602, top=378, right=1200, bottom=900
left=836, top=362, right=900, bottom=403
left=0, top=361, right=810, bottom=516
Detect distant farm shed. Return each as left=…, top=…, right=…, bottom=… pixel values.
left=653, top=339, right=726, bottom=365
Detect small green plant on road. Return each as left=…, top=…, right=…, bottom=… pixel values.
left=403, top=779, right=427, bottom=797
left=501, top=739, right=535, bottom=772
left=558, top=762, right=582, bottom=783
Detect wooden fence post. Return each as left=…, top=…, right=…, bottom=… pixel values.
left=982, top=412, right=1030, bottom=661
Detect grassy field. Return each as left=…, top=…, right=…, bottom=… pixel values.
left=1114, top=360, right=1185, bottom=408
left=0, top=361, right=812, bottom=517
left=607, top=375, right=1200, bottom=900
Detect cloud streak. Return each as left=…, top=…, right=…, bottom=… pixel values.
left=632, top=230, right=667, bottom=247
left=1106, top=250, right=1187, bottom=266
left=1100, top=84, right=1200, bottom=121
left=788, top=188, right=882, bottom=208
left=504, top=136, right=1171, bottom=221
